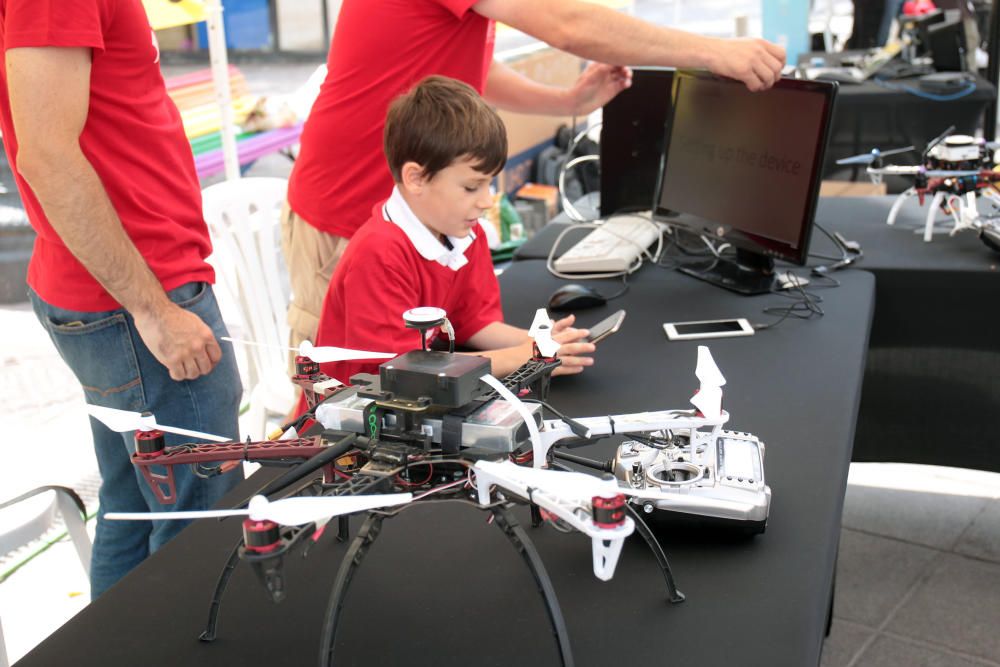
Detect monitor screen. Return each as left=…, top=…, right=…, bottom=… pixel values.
left=653, top=71, right=837, bottom=293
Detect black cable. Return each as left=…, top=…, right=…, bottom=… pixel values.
left=521, top=399, right=591, bottom=439
left=753, top=281, right=825, bottom=331
left=551, top=449, right=612, bottom=472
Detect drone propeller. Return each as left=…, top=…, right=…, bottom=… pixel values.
left=690, top=346, right=726, bottom=420
left=528, top=308, right=561, bottom=358
left=836, top=145, right=915, bottom=166
left=924, top=169, right=983, bottom=178
left=924, top=125, right=956, bottom=159
left=222, top=337, right=396, bottom=364
left=86, top=405, right=230, bottom=443
left=106, top=492, right=413, bottom=525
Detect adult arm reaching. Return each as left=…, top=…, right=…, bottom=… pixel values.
left=474, top=0, right=785, bottom=92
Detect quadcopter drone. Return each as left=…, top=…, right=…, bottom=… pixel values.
left=90, top=307, right=771, bottom=667
left=838, top=126, right=1000, bottom=250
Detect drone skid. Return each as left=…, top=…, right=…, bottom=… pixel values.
left=317, top=502, right=579, bottom=667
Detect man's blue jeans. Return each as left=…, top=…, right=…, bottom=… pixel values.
left=29, top=282, right=244, bottom=598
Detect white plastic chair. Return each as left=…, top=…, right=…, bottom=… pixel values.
left=202, top=177, right=295, bottom=440
left=0, top=486, right=91, bottom=667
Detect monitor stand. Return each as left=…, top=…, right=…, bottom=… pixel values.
left=677, top=248, right=777, bottom=296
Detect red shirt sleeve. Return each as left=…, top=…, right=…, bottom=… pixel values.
left=3, top=0, right=106, bottom=52
left=449, top=231, right=503, bottom=343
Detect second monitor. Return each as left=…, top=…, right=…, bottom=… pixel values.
left=654, top=71, right=838, bottom=294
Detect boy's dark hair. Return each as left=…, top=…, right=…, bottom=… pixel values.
left=384, top=75, right=507, bottom=182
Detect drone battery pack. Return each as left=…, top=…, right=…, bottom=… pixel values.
left=380, top=351, right=491, bottom=408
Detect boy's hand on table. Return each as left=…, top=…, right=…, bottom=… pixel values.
left=550, top=315, right=595, bottom=376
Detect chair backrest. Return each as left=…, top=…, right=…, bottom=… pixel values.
left=201, top=177, right=294, bottom=424
left=0, top=486, right=91, bottom=667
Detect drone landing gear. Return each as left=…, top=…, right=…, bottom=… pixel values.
left=318, top=506, right=576, bottom=667
left=199, top=523, right=314, bottom=642
left=319, top=512, right=384, bottom=667
left=490, top=504, right=575, bottom=667
left=624, top=504, right=685, bottom=604
left=199, top=538, right=244, bottom=642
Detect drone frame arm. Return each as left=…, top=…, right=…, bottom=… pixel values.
left=473, top=461, right=634, bottom=581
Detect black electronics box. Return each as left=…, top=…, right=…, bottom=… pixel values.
left=379, top=351, right=490, bottom=407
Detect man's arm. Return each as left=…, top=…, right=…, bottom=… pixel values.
left=484, top=59, right=631, bottom=116
left=474, top=0, right=785, bottom=91
left=8, top=46, right=221, bottom=381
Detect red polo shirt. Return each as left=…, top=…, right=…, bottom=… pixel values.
left=287, top=0, right=495, bottom=238
left=0, top=0, right=214, bottom=311
left=315, top=191, right=503, bottom=384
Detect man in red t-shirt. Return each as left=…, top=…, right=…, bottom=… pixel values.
left=314, top=76, right=596, bottom=386
left=283, top=0, right=786, bottom=351
left=0, top=0, right=243, bottom=597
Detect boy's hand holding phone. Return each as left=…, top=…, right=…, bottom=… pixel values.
left=549, top=314, right=596, bottom=376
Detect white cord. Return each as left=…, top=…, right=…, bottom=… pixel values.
left=559, top=155, right=602, bottom=222
left=556, top=122, right=603, bottom=222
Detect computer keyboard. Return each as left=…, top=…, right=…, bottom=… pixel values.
left=553, top=213, right=662, bottom=273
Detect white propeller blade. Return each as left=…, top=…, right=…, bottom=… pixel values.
left=106, top=492, right=413, bottom=525
left=528, top=308, right=561, bottom=357
left=533, top=328, right=561, bottom=358
left=222, top=337, right=396, bottom=364
left=86, top=405, right=230, bottom=443
left=528, top=307, right=552, bottom=336
left=691, top=346, right=726, bottom=419
left=695, top=346, right=726, bottom=388
left=298, top=340, right=396, bottom=364
left=690, top=387, right=724, bottom=420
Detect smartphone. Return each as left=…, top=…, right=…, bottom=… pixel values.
left=662, top=318, right=755, bottom=341
left=584, top=310, right=626, bottom=344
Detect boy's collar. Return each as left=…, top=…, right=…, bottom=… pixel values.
left=383, top=187, right=477, bottom=271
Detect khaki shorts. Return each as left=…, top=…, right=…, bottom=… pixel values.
left=280, top=202, right=349, bottom=353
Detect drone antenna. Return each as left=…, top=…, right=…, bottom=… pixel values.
left=923, top=125, right=956, bottom=161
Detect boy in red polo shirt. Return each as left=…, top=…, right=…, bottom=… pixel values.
left=313, top=76, right=596, bottom=384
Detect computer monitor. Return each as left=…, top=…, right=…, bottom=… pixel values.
left=653, top=71, right=838, bottom=295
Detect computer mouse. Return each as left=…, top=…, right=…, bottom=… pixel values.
left=547, top=284, right=607, bottom=311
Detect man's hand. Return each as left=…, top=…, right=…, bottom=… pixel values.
left=550, top=314, right=595, bottom=376
left=566, top=63, right=632, bottom=116
left=706, top=38, right=786, bottom=92
left=133, top=303, right=222, bottom=381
